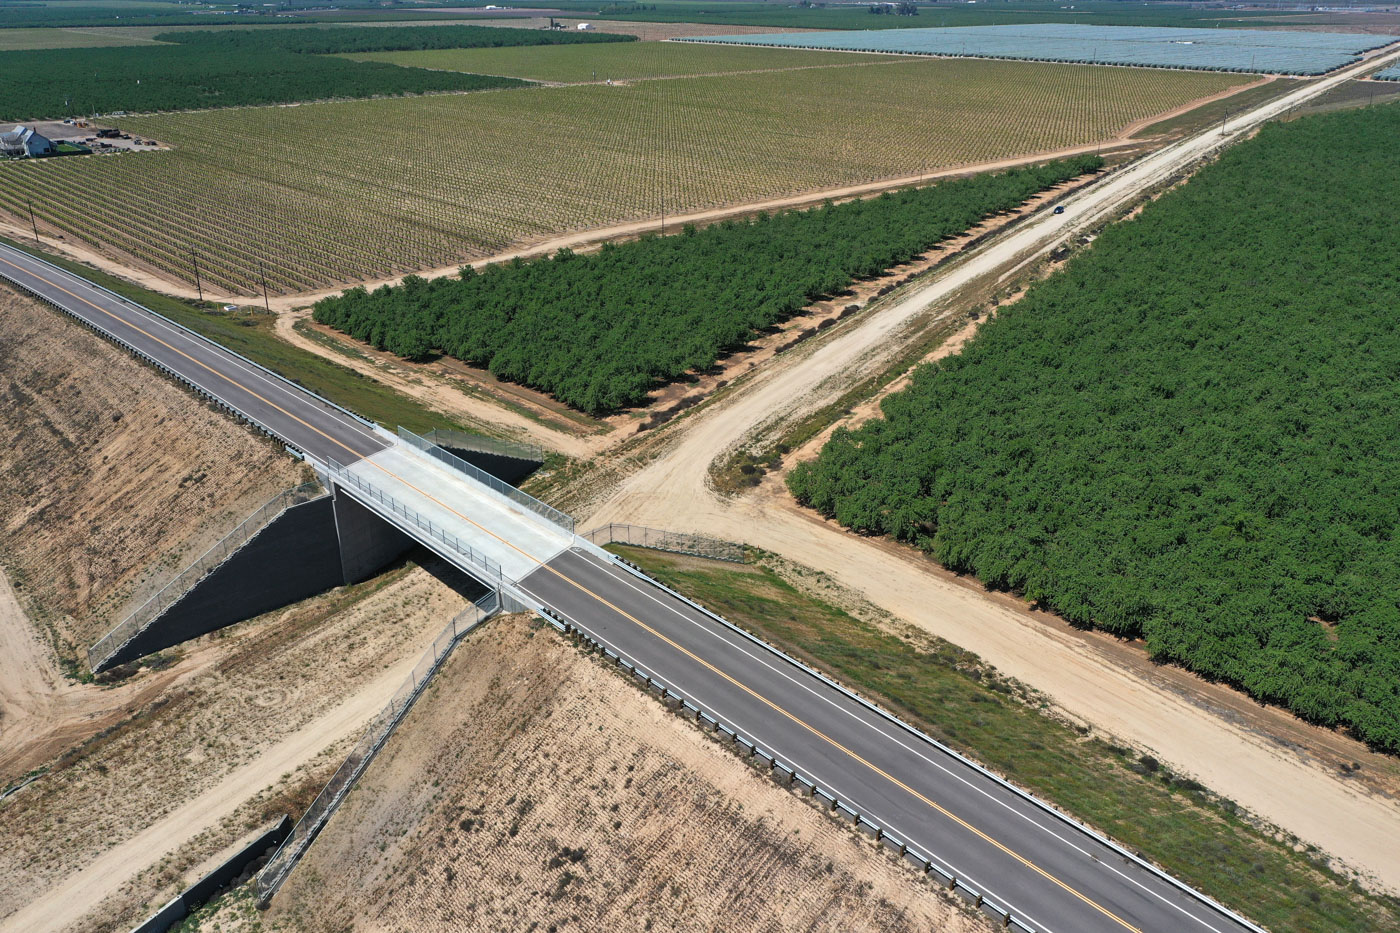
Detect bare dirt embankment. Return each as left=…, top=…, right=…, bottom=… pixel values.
left=0, top=284, right=309, bottom=779
left=262, top=618, right=992, bottom=933
left=0, top=562, right=473, bottom=933
left=0, top=285, right=305, bottom=668
left=0, top=287, right=481, bottom=933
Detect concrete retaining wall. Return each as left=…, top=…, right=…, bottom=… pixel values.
left=131, top=816, right=292, bottom=933
left=103, top=497, right=344, bottom=668
left=441, top=447, right=539, bottom=487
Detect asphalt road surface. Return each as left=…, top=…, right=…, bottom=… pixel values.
left=520, top=549, right=1261, bottom=933
left=1, top=234, right=1264, bottom=933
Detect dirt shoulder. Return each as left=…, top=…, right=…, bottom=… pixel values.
left=262, top=616, right=992, bottom=933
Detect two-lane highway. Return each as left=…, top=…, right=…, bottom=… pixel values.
left=3, top=245, right=1265, bottom=932
left=521, top=549, right=1261, bottom=933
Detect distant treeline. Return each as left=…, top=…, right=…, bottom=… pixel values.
left=789, top=104, right=1400, bottom=753
left=158, top=24, right=634, bottom=54
left=312, top=155, right=1101, bottom=413
left=0, top=24, right=631, bottom=119
left=0, top=0, right=519, bottom=29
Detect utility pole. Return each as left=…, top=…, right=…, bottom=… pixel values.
left=26, top=200, right=39, bottom=246
left=259, top=260, right=271, bottom=313
left=190, top=249, right=203, bottom=302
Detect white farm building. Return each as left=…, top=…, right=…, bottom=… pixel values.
left=0, top=125, right=54, bottom=158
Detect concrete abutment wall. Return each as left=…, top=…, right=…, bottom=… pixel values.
left=331, top=486, right=415, bottom=585
left=96, top=485, right=420, bottom=670
left=100, top=495, right=344, bottom=669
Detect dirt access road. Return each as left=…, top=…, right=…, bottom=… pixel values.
left=1, top=653, right=415, bottom=933
left=0, top=567, right=199, bottom=780
left=585, top=44, right=1400, bottom=894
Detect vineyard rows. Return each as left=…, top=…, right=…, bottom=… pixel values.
left=0, top=58, right=1243, bottom=294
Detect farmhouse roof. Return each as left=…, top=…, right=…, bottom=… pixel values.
left=0, top=125, right=33, bottom=147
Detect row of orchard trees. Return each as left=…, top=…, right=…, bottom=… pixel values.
left=790, top=104, right=1400, bottom=753
left=313, top=155, right=1102, bottom=414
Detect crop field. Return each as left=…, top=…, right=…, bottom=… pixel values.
left=789, top=102, right=1400, bottom=753
left=0, top=26, right=163, bottom=50
left=0, top=58, right=1245, bottom=294
left=0, top=25, right=631, bottom=119
left=1374, top=63, right=1400, bottom=80
left=312, top=156, right=1099, bottom=412
left=689, top=24, right=1397, bottom=74
left=348, top=41, right=906, bottom=83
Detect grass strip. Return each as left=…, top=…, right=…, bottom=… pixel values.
left=610, top=544, right=1400, bottom=933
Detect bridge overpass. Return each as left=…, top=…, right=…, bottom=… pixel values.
left=0, top=241, right=1267, bottom=933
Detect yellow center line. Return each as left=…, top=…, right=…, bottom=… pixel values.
left=5, top=253, right=1141, bottom=932
left=540, top=558, right=1142, bottom=933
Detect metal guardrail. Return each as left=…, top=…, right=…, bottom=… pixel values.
left=581, top=523, right=745, bottom=563
left=553, top=615, right=1041, bottom=929
left=87, top=482, right=324, bottom=672
left=593, top=550, right=1270, bottom=933
left=397, top=427, right=574, bottom=533
left=255, top=591, right=501, bottom=903
left=325, top=458, right=502, bottom=583
left=424, top=427, right=543, bottom=465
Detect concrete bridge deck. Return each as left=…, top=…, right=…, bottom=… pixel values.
left=339, top=444, right=572, bottom=583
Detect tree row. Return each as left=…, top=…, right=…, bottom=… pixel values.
left=313, top=155, right=1101, bottom=414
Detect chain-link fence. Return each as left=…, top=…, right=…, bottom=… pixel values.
left=326, top=457, right=502, bottom=583
left=424, top=427, right=543, bottom=465
left=582, top=523, right=746, bottom=563
left=398, top=427, right=573, bottom=533
left=87, top=482, right=324, bottom=672
left=255, top=590, right=502, bottom=904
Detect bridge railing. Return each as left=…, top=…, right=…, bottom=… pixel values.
left=397, top=427, right=574, bottom=533
left=255, top=591, right=502, bottom=904
left=423, top=427, right=543, bottom=465
left=87, top=481, right=324, bottom=672
left=325, top=458, right=502, bottom=583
